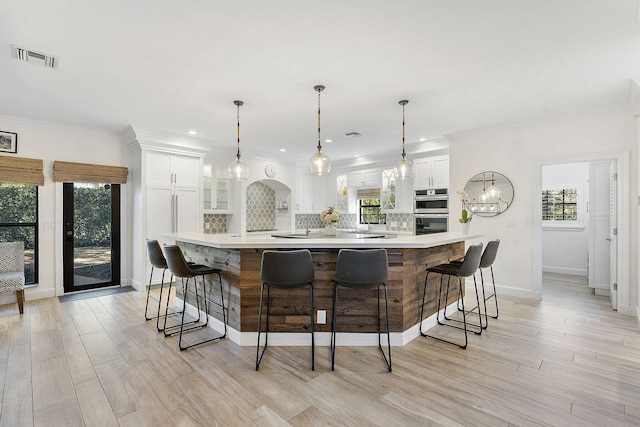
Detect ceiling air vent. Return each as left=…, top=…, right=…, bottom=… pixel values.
left=11, top=45, right=58, bottom=69
left=345, top=131, right=364, bottom=137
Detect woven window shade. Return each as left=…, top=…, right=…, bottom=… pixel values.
left=356, top=188, right=380, bottom=199
left=53, top=161, right=128, bottom=184
left=0, top=156, right=44, bottom=186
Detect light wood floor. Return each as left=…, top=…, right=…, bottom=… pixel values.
left=0, top=274, right=639, bottom=426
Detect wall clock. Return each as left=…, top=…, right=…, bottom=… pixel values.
left=264, top=164, right=277, bottom=178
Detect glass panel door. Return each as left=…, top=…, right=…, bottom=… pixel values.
left=63, top=183, right=120, bottom=292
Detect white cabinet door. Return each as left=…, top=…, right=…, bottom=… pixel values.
left=413, top=156, right=449, bottom=189
left=431, top=156, right=449, bottom=188
left=413, top=160, right=432, bottom=189
left=146, top=152, right=173, bottom=186
left=312, top=175, right=328, bottom=212
left=146, top=185, right=173, bottom=240
left=347, top=171, right=364, bottom=188
left=175, top=187, right=200, bottom=233
left=173, top=156, right=200, bottom=187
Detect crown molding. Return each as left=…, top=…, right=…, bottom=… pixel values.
left=122, top=125, right=211, bottom=157
left=0, top=114, right=120, bottom=141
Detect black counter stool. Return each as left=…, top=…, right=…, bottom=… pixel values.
left=256, top=249, right=315, bottom=371
left=145, top=239, right=171, bottom=328
left=145, top=239, right=206, bottom=332
left=419, top=243, right=483, bottom=349
left=331, top=249, right=391, bottom=372
left=163, top=245, right=227, bottom=351
left=450, top=239, right=501, bottom=324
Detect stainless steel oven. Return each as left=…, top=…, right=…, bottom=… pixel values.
left=414, top=188, right=449, bottom=214
left=415, top=214, right=449, bottom=235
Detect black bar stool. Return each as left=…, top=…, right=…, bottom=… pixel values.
left=419, top=243, right=483, bottom=349
left=331, top=249, right=391, bottom=372
left=451, top=239, right=501, bottom=325
left=145, top=239, right=205, bottom=332
left=256, top=249, right=315, bottom=371
left=144, top=239, right=171, bottom=328
left=163, top=245, right=227, bottom=351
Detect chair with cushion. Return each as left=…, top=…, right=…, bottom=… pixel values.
left=163, top=245, right=226, bottom=351
left=0, top=242, right=25, bottom=314
left=331, top=248, right=391, bottom=372
left=256, top=249, right=315, bottom=371
left=419, top=243, right=483, bottom=349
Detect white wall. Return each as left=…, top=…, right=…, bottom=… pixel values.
left=541, top=163, right=589, bottom=276
left=0, top=116, right=129, bottom=305
left=449, top=104, right=638, bottom=307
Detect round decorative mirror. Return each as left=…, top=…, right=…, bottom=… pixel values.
left=462, top=171, right=514, bottom=217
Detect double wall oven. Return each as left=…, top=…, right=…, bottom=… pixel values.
left=414, top=188, right=449, bottom=235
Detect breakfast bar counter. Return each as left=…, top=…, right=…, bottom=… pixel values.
left=160, top=231, right=481, bottom=346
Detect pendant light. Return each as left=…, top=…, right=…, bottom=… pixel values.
left=308, top=84, right=331, bottom=175
left=394, top=99, right=413, bottom=179
left=228, top=100, right=249, bottom=180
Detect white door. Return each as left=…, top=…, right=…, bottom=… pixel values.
left=609, top=162, right=618, bottom=309
left=588, top=161, right=613, bottom=295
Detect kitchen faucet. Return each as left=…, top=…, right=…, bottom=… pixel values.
left=299, top=218, right=310, bottom=235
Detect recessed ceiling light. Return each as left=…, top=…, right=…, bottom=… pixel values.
left=354, top=154, right=360, bottom=158
left=418, top=137, right=427, bottom=142
left=279, top=148, right=286, bottom=152
left=325, top=139, right=332, bottom=143
left=188, top=130, right=197, bottom=135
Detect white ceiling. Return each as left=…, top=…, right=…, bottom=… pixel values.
left=2, top=0, right=640, bottom=164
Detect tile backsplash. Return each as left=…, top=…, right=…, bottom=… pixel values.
left=246, top=181, right=276, bottom=231
left=203, top=214, right=227, bottom=234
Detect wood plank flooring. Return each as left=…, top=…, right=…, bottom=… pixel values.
left=0, top=273, right=638, bottom=426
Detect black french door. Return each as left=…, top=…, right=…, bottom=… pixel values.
left=63, top=183, right=121, bottom=292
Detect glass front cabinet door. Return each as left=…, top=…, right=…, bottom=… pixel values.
left=203, top=164, right=231, bottom=213
left=381, top=169, right=396, bottom=211
left=335, top=174, right=348, bottom=211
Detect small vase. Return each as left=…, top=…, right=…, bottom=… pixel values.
left=460, top=222, right=470, bottom=234
left=324, top=223, right=337, bottom=236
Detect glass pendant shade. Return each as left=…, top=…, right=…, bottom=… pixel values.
left=395, top=99, right=412, bottom=179
left=308, top=84, right=331, bottom=176
left=394, top=156, right=413, bottom=180
left=228, top=100, right=248, bottom=180
left=228, top=158, right=248, bottom=180
left=309, top=150, right=331, bottom=175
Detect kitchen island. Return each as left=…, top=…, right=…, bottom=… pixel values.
left=160, top=231, right=481, bottom=346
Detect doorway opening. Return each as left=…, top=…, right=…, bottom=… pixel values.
left=62, top=182, right=121, bottom=293
left=538, top=154, right=627, bottom=312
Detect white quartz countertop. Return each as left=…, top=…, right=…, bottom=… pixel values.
left=160, top=231, right=483, bottom=249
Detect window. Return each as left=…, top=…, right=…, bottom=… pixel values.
left=0, top=183, right=38, bottom=284
left=542, top=188, right=578, bottom=221
left=359, top=199, right=384, bottom=224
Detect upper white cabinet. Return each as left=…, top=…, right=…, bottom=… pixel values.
left=413, top=155, right=449, bottom=189
left=203, top=164, right=231, bottom=213
left=381, top=169, right=396, bottom=211
left=296, top=173, right=329, bottom=213
left=334, top=175, right=348, bottom=211
left=147, top=151, right=200, bottom=188
left=348, top=170, right=380, bottom=188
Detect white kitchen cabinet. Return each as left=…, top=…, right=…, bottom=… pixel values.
left=124, top=127, right=207, bottom=291
left=348, top=169, right=380, bottom=188
left=334, top=175, right=348, bottom=211
left=413, top=155, right=449, bottom=189
left=296, top=173, right=329, bottom=213
left=203, top=164, right=231, bottom=213
left=380, top=169, right=397, bottom=211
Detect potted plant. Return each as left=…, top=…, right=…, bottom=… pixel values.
left=457, top=190, right=472, bottom=234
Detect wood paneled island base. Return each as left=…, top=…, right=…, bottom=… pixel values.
left=162, top=232, right=475, bottom=346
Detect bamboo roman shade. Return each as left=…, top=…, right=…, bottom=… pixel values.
left=53, top=161, right=128, bottom=184
left=356, top=188, right=381, bottom=199
left=0, top=156, right=44, bottom=186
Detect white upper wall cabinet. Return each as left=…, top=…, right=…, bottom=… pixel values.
left=146, top=151, right=200, bottom=188
left=413, top=155, right=449, bottom=189
left=347, top=170, right=381, bottom=188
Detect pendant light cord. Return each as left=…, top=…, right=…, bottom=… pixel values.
left=315, top=85, right=325, bottom=154
left=399, top=100, right=409, bottom=160
left=234, top=100, right=244, bottom=160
